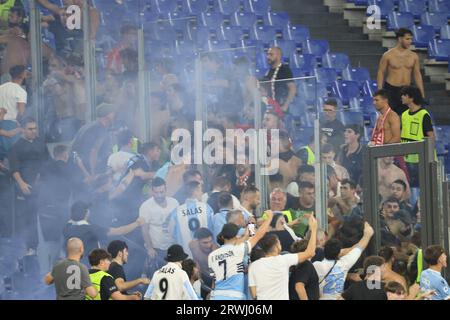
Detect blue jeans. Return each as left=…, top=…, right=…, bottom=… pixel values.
left=0, top=120, right=20, bottom=159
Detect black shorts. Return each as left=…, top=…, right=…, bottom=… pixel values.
left=384, top=82, right=408, bottom=116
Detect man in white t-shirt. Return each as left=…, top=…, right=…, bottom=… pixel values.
left=0, top=65, right=27, bottom=156
left=107, top=129, right=135, bottom=182
left=313, top=222, right=374, bottom=300
left=248, top=215, right=318, bottom=300
left=140, top=177, right=179, bottom=276
left=0, top=65, right=27, bottom=121
left=144, top=244, right=198, bottom=300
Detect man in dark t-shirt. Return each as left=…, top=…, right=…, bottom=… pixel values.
left=107, top=240, right=150, bottom=295
left=289, top=240, right=320, bottom=300
left=341, top=256, right=387, bottom=300
left=263, top=47, right=297, bottom=113
left=320, top=98, right=345, bottom=149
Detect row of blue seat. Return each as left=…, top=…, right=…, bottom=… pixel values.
left=94, top=0, right=272, bottom=15
left=355, top=0, right=450, bottom=17
left=387, top=11, right=450, bottom=31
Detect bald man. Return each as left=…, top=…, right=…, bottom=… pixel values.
left=263, top=47, right=297, bottom=113
left=45, top=238, right=97, bottom=300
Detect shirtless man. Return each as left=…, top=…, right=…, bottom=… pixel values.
left=377, top=28, right=425, bottom=116
left=378, top=156, right=410, bottom=201
left=370, top=89, right=401, bottom=146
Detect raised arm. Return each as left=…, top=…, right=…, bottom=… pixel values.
left=36, top=0, right=61, bottom=15
left=108, top=217, right=145, bottom=236
left=355, top=222, right=374, bottom=250
left=296, top=215, right=317, bottom=263
left=248, top=210, right=274, bottom=248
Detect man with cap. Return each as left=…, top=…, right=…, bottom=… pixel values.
left=144, top=244, right=199, bottom=300
left=208, top=211, right=274, bottom=300
left=71, top=103, right=115, bottom=199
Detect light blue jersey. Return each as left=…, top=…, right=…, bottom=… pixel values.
left=420, top=269, right=450, bottom=300
left=208, top=241, right=251, bottom=300
left=212, top=209, right=230, bottom=241
left=170, top=199, right=214, bottom=256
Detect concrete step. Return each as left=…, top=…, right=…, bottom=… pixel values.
left=309, top=26, right=368, bottom=40
left=272, top=0, right=330, bottom=13
left=290, top=13, right=348, bottom=27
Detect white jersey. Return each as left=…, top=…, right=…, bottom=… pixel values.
left=144, top=262, right=199, bottom=300
left=170, top=199, right=214, bottom=255
left=208, top=241, right=251, bottom=300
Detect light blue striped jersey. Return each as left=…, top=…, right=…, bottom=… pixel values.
left=420, top=268, right=450, bottom=300
left=208, top=241, right=251, bottom=300
left=171, top=199, right=214, bottom=255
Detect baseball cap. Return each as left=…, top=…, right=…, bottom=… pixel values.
left=165, top=244, right=188, bottom=262
left=220, top=223, right=241, bottom=240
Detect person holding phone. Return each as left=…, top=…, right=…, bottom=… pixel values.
left=208, top=211, right=274, bottom=300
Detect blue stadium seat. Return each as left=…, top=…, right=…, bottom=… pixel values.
left=322, top=52, right=350, bottom=74
left=387, top=11, right=415, bottom=31
left=182, top=0, right=210, bottom=13
left=255, top=49, right=269, bottom=70
left=315, top=68, right=339, bottom=87
left=412, top=24, right=435, bottom=48
left=218, top=0, right=242, bottom=14
left=440, top=25, right=450, bottom=40
left=271, top=39, right=299, bottom=56
left=243, top=0, right=271, bottom=14
left=231, top=12, right=257, bottom=28
left=298, top=82, right=329, bottom=105
left=428, top=0, right=450, bottom=16
left=428, top=39, right=450, bottom=61
left=283, top=24, right=310, bottom=43
left=332, top=80, right=361, bottom=105
left=342, top=67, right=371, bottom=86
left=205, top=39, right=231, bottom=52
left=156, top=0, right=181, bottom=13
left=292, top=126, right=315, bottom=150
left=219, top=26, right=246, bottom=42
left=201, top=12, right=228, bottom=29
left=290, top=68, right=306, bottom=78
left=339, top=110, right=365, bottom=126
left=362, top=80, right=378, bottom=97
left=175, top=39, right=198, bottom=56
left=252, top=25, right=280, bottom=42
left=420, top=12, right=448, bottom=32
left=399, top=0, right=426, bottom=18
left=303, top=39, right=329, bottom=59
left=188, top=25, right=216, bottom=42
left=263, top=12, right=290, bottom=27
left=169, top=12, right=198, bottom=30
left=367, top=0, right=395, bottom=19
left=290, top=53, right=316, bottom=75
left=355, top=0, right=369, bottom=5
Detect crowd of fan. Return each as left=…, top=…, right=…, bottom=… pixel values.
left=0, top=0, right=448, bottom=301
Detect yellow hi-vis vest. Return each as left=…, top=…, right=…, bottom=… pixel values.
left=86, top=270, right=114, bottom=300
left=401, top=109, right=435, bottom=163
left=0, top=0, right=14, bottom=24
left=300, top=146, right=315, bottom=165
left=112, top=137, right=139, bottom=154
left=261, top=210, right=293, bottom=223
